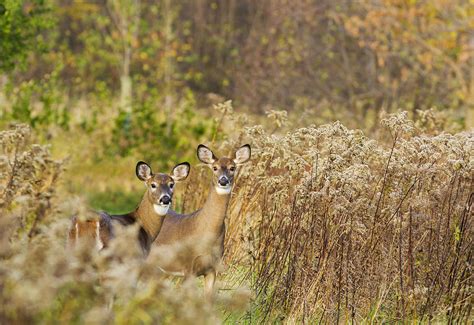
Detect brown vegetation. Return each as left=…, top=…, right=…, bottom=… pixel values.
left=181, top=110, right=473, bottom=322
left=1, top=109, right=473, bottom=323
left=1, top=0, right=472, bottom=322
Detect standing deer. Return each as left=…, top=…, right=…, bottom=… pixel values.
left=153, top=144, right=251, bottom=298
left=68, top=161, right=190, bottom=256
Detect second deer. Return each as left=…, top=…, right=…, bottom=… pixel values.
left=153, top=144, right=251, bottom=298
left=68, top=161, right=190, bottom=256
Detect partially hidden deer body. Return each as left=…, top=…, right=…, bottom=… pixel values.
left=153, top=144, right=251, bottom=297
left=67, top=161, right=190, bottom=256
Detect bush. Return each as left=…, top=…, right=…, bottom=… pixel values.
left=214, top=111, right=472, bottom=322
left=107, top=94, right=224, bottom=170
left=0, top=0, right=54, bottom=72
left=0, top=123, right=63, bottom=237
left=3, top=71, right=69, bottom=130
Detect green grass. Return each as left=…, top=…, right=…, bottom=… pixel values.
left=87, top=190, right=142, bottom=215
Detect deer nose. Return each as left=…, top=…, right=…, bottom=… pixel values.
left=160, top=195, right=171, bottom=205
left=218, top=177, right=229, bottom=186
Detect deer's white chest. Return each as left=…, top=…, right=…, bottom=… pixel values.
left=153, top=204, right=170, bottom=216
left=215, top=186, right=231, bottom=195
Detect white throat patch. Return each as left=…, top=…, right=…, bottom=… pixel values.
left=215, top=185, right=232, bottom=195
left=153, top=204, right=170, bottom=216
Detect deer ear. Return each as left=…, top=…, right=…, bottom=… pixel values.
left=234, top=144, right=251, bottom=165
left=172, top=162, right=190, bottom=181
left=197, top=144, right=217, bottom=164
left=136, top=161, right=152, bottom=181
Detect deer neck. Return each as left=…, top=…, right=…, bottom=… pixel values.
left=197, top=182, right=231, bottom=233
left=133, top=195, right=165, bottom=241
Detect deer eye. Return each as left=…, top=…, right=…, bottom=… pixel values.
left=213, top=166, right=218, bottom=171
left=169, top=183, right=174, bottom=189
left=151, top=183, right=157, bottom=189
left=229, top=166, right=235, bottom=172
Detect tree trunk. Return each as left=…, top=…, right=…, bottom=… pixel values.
left=0, top=74, right=8, bottom=119
left=109, top=0, right=140, bottom=114
left=163, top=0, right=174, bottom=136
left=467, top=33, right=474, bottom=129
left=120, top=46, right=132, bottom=113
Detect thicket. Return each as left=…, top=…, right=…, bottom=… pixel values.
left=245, top=113, right=472, bottom=322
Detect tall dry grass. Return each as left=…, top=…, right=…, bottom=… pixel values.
left=211, top=110, right=472, bottom=322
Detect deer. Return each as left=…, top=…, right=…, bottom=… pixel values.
left=67, top=161, right=190, bottom=256
left=153, top=144, right=251, bottom=298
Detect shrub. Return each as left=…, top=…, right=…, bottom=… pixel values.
left=106, top=92, right=214, bottom=170
left=209, top=111, right=473, bottom=323
left=0, top=123, right=63, bottom=237
left=0, top=0, right=54, bottom=72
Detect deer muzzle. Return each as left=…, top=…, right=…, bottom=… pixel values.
left=160, top=195, right=171, bottom=205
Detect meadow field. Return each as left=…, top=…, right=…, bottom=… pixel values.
left=1, top=1, right=473, bottom=324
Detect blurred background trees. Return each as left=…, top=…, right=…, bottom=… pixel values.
left=0, top=0, right=54, bottom=73
left=1, top=0, right=472, bottom=128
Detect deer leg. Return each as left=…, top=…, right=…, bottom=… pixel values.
left=107, top=293, right=115, bottom=311
left=204, top=270, right=216, bottom=301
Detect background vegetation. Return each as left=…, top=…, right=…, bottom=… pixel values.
left=0, top=0, right=472, bottom=323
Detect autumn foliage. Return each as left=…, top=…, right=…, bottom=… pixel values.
left=0, top=0, right=472, bottom=323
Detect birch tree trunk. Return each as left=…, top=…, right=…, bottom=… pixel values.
left=0, top=75, right=7, bottom=119
left=468, top=33, right=474, bottom=129
left=108, top=0, right=140, bottom=114
left=120, top=46, right=132, bottom=114
left=163, top=0, right=174, bottom=136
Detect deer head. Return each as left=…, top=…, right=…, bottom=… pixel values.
left=197, top=144, right=251, bottom=195
left=136, top=161, right=190, bottom=215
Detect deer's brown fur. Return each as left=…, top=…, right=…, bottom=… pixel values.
left=154, top=145, right=251, bottom=297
